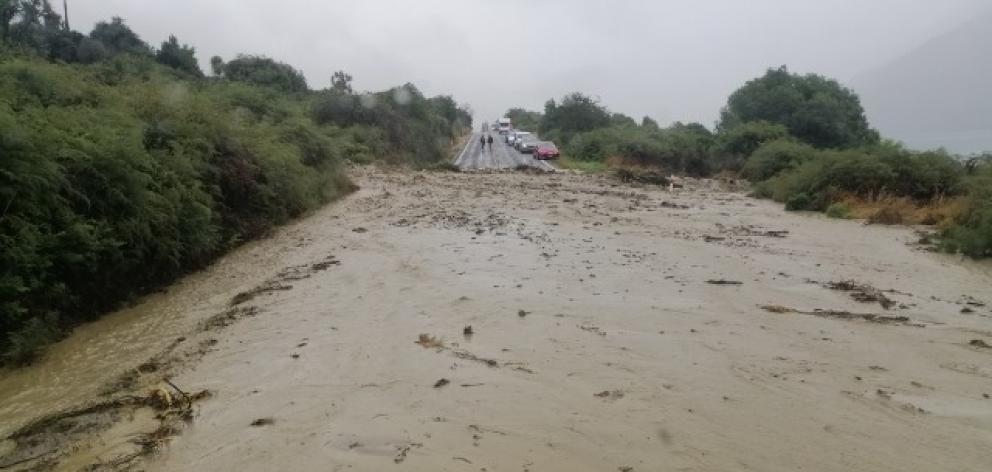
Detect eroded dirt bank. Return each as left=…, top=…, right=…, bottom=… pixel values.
left=2, top=167, right=992, bottom=471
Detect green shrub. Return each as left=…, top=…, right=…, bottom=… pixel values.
left=2, top=314, right=61, bottom=366
left=785, top=192, right=814, bottom=211
left=741, top=139, right=816, bottom=182
left=942, top=166, right=992, bottom=257
left=826, top=202, right=852, bottom=218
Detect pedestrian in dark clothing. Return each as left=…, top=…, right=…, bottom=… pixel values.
left=487, top=134, right=494, bottom=152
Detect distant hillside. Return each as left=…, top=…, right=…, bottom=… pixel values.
left=852, top=11, right=992, bottom=154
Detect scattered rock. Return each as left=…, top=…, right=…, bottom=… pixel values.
left=250, top=418, right=275, bottom=427
left=352, top=227, right=368, bottom=233
left=394, top=443, right=422, bottom=464
left=416, top=334, right=445, bottom=349
left=433, top=378, right=450, bottom=388
left=969, top=339, right=991, bottom=349
left=518, top=309, right=530, bottom=318
left=463, top=325, right=474, bottom=336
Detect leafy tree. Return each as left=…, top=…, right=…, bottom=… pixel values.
left=503, top=107, right=542, bottom=131
left=541, top=92, right=611, bottom=142
left=156, top=35, right=202, bottom=77
left=89, top=16, right=150, bottom=56
left=0, top=0, right=18, bottom=41
left=4, top=0, right=70, bottom=57
left=641, top=116, right=659, bottom=129
left=720, top=66, right=878, bottom=149
left=209, top=55, right=224, bottom=76
left=223, top=54, right=308, bottom=93
left=331, top=70, right=352, bottom=93
left=74, top=36, right=105, bottom=63
left=610, top=112, right=637, bottom=127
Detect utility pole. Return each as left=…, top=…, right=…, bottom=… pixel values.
left=62, top=0, right=69, bottom=30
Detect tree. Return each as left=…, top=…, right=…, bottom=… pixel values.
left=541, top=92, right=611, bottom=141
left=504, top=107, right=542, bottom=131
left=222, top=54, right=308, bottom=93
left=330, top=70, right=352, bottom=93
left=719, top=66, right=879, bottom=149
left=641, top=116, right=659, bottom=129
left=89, top=16, right=150, bottom=56
left=76, top=36, right=106, bottom=63
left=610, top=112, right=637, bottom=127
left=0, top=0, right=18, bottom=42
left=209, top=55, right=224, bottom=76
left=156, top=35, right=202, bottom=77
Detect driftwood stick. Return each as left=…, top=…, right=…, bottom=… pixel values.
left=164, top=378, right=192, bottom=410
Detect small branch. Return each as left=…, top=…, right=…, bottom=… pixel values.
left=164, top=378, right=192, bottom=410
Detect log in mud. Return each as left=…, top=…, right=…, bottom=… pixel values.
left=1, top=167, right=991, bottom=471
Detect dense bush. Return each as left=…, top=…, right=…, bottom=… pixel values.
left=0, top=10, right=470, bottom=364
left=710, top=120, right=790, bottom=171
left=222, top=55, right=308, bottom=93
left=747, top=142, right=966, bottom=211
left=0, top=58, right=360, bottom=363
left=566, top=122, right=714, bottom=175
left=311, top=84, right=470, bottom=165
left=741, top=139, right=816, bottom=182
left=942, top=163, right=992, bottom=257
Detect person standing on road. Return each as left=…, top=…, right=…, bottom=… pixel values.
left=480, top=135, right=486, bottom=151
left=487, top=134, right=494, bottom=153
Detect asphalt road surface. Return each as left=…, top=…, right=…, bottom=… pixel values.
left=454, top=131, right=557, bottom=171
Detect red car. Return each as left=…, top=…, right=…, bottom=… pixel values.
left=533, top=142, right=560, bottom=160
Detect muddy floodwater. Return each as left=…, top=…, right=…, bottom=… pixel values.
left=2, top=167, right=992, bottom=471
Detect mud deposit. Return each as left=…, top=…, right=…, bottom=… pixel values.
left=2, top=167, right=992, bottom=471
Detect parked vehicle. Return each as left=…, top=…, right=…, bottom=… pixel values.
left=516, top=137, right=539, bottom=154
left=508, top=131, right=531, bottom=146
left=533, top=142, right=560, bottom=160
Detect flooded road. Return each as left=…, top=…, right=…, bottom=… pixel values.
left=2, top=167, right=992, bottom=471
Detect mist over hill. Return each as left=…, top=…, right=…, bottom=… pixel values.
left=853, top=10, right=992, bottom=154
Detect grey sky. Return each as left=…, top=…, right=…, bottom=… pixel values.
left=72, top=0, right=988, bottom=130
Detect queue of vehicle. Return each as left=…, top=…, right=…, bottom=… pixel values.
left=494, top=117, right=560, bottom=161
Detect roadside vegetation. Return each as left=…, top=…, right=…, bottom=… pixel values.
left=0, top=1, right=470, bottom=364
left=506, top=66, right=991, bottom=259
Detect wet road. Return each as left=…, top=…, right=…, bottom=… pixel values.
left=454, top=132, right=557, bottom=171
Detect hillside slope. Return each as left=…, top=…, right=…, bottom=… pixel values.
left=853, top=11, right=992, bottom=153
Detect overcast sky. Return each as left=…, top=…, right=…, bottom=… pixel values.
left=71, top=0, right=989, bottom=128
